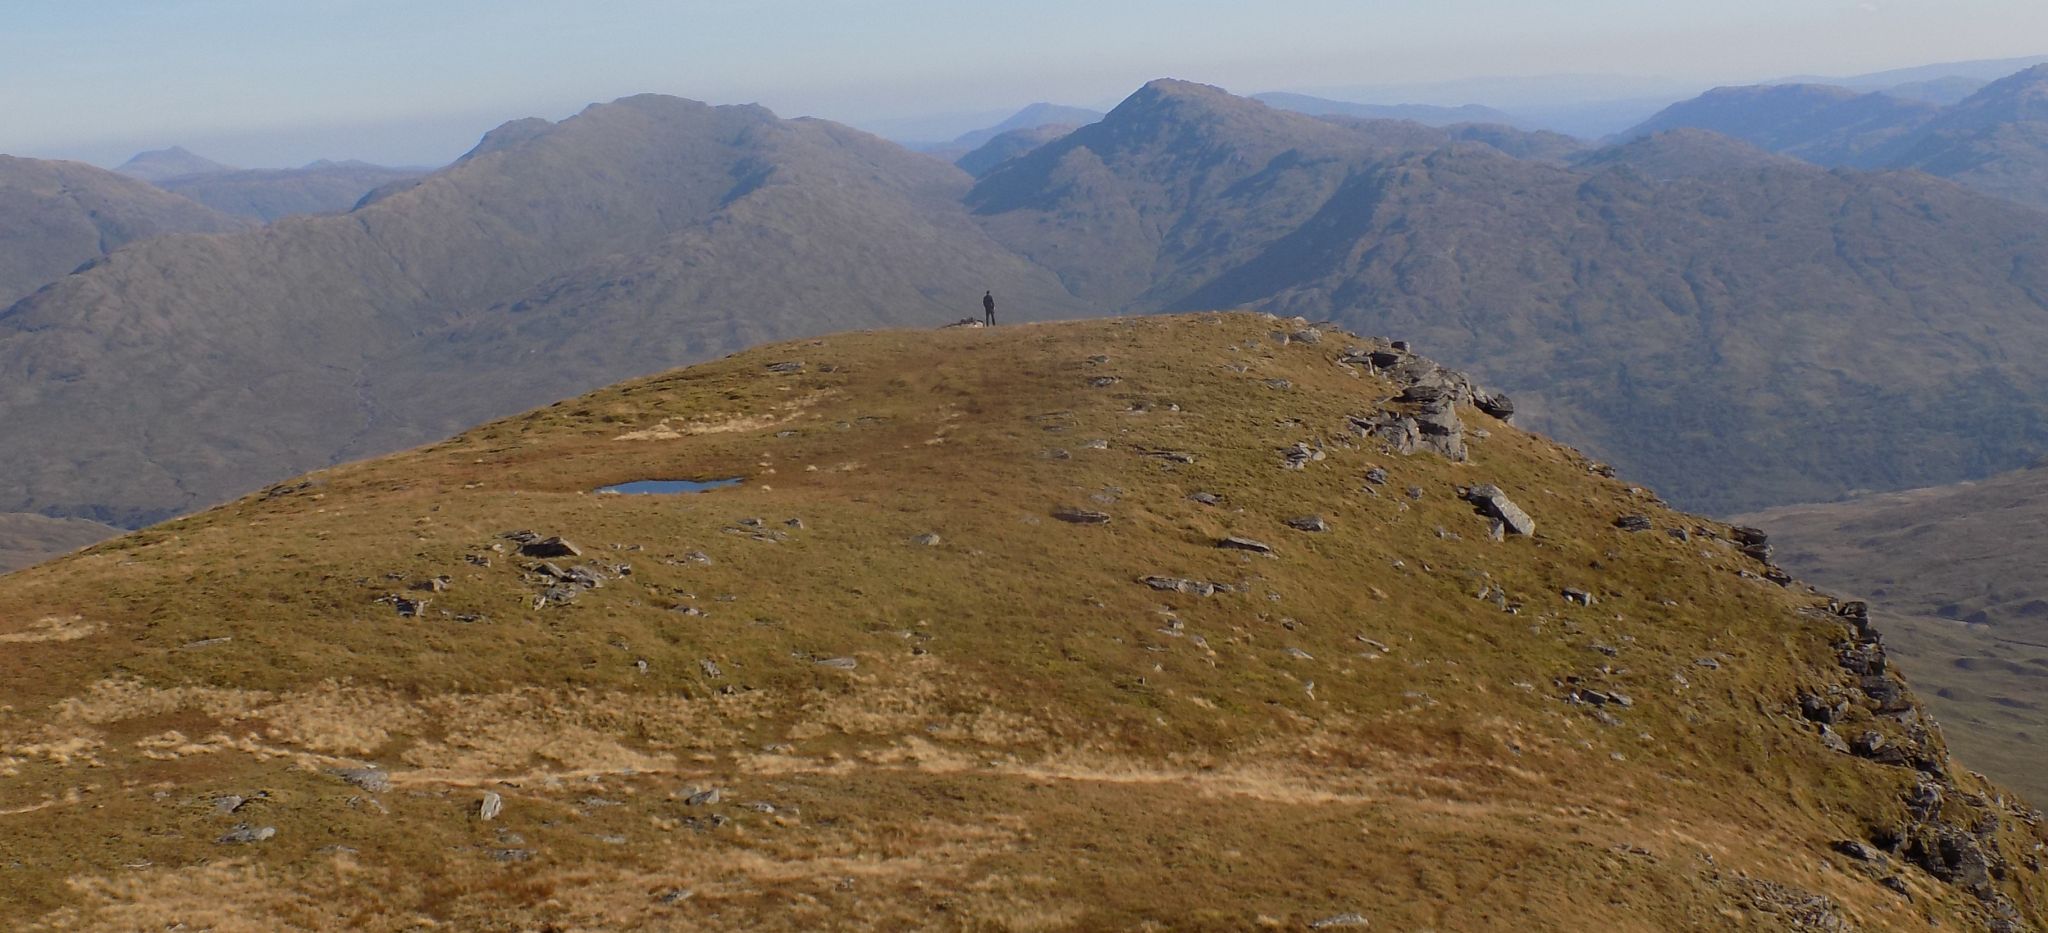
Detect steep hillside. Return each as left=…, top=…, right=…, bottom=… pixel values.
left=1742, top=464, right=2048, bottom=798
left=1880, top=66, right=2048, bottom=210
left=0, top=95, right=1086, bottom=533
left=154, top=160, right=426, bottom=221
left=955, top=124, right=1076, bottom=177
left=0, top=314, right=2041, bottom=930
left=0, top=155, right=244, bottom=305
left=973, top=82, right=2048, bottom=513
left=920, top=104, right=1105, bottom=164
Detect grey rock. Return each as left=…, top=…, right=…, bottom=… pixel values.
left=815, top=656, right=858, bottom=670
left=687, top=788, right=723, bottom=807
left=1285, top=515, right=1329, bottom=533
left=1088, top=376, right=1122, bottom=388
left=1364, top=466, right=1388, bottom=485
left=333, top=768, right=392, bottom=794
left=479, top=792, right=504, bottom=821
left=216, top=824, right=276, bottom=845
left=911, top=533, right=942, bottom=546
left=538, top=585, right=580, bottom=606
left=1280, top=442, right=1325, bottom=470
left=1473, top=389, right=1516, bottom=422
left=765, top=361, right=805, bottom=374
left=1052, top=507, right=1112, bottom=525
left=1141, top=576, right=1218, bottom=597
left=1189, top=491, right=1222, bottom=506
left=1834, top=840, right=1882, bottom=862
left=699, top=658, right=723, bottom=678
left=1463, top=485, right=1535, bottom=536
left=489, top=848, right=532, bottom=862
left=1614, top=514, right=1653, bottom=533
left=1819, top=725, right=1852, bottom=754
left=1562, top=588, right=1596, bottom=606
left=1289, top=328, right=1322, bottom=345
left=1309, top=913, right=1368, bottom=929
left=1141, top=449, right=1198, bottom=464
left=1265, top=378, right=1293, bottom=390
left=518, top=536, right=581, bottom=559
left=1694, top=656, right=1722, bottom=670
left=1731, top=526, right=1770, bottom=547
left=1218, top=536, right=1275, bottom=554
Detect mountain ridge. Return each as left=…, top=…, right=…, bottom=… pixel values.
left=0, top=312, right=2041, bottom=929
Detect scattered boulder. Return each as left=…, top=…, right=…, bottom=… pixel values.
left=1562, top=588, right=1596, bottom=606
left=1051, top=508, right=1112, bottom=525
left=332, top=768, right=391, bottom=794
left=765, top=361, right=805, bottom=374
left=1285, top=515, right=1329, bottom=533
left=815, top=657, right=858, bottom=670
left=519, top=536, right=582, bottom=559
left=1364, top=466, right=1388, bottom=485
left=1141, top=576, right=1223, bottom=597
left=1614, top=515, right=1653, bottom=533
left=1463, top=485, right=1534, bottom=536
left=1218, top=536, right=1275, bottom=555
left=479, top=792, right=504, bottom=821
left=912, top=533, right=942, bottom=546
left=1281, top=442, right=1325, bottom=470
left=217, top=824, right=276, bottom=845
left=1189, top=492, right=1222, bottom=506
left=687, top=788, right=722, bottom=807
left=1088, top=376, right=1122, bottom=388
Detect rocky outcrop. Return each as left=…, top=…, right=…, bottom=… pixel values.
left=1338, top=336, right=1515, bottom=463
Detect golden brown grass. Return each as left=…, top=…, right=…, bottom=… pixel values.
left=0, top=313, right=2041, bottom=930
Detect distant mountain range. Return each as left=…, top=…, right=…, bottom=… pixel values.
left=1626, top=63, right=2048, bottom=210
left=1252, top=93, right=1523, bottom=128
left=0, top=154, right=244, bottom=305
left=116, top=146, right=425, bottom=221
left=13, top=78, right=2048, bottom=565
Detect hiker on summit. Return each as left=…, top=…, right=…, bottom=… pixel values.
left=983, top=290, right=996, bottom=326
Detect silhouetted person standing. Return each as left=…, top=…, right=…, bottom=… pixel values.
left=983, top=290, right=996, bottom=326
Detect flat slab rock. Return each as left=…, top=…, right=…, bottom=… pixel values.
left=1051, top=507, right=1112, bottom=525
left=1463, top=485, right=1534, bottom=536
left=1217, top=535, right=1275, bottom=554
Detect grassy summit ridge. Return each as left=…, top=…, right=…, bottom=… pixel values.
left=0, top=313, right=2041, bottom=930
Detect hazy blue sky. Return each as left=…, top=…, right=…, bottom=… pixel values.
left=5, top=0, right=2046, bottom=167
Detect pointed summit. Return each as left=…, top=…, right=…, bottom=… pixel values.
left=114, top=146, right=234, bottom=182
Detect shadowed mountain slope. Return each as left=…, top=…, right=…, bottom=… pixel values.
left=153, top=160, right=426, bottom=222
left=0, top=95, right=1085, bottom=531
left=955, top=123, right=1077, bottom=177
left=0, top=313, right=2041, bottom=930
left=0, top=155, right=244, bottom=306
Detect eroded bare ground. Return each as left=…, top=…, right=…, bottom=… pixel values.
left=2, top=314, right=2044, bottom=930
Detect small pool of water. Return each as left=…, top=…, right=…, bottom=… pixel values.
left=597, top=478, right=744, bottom=495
